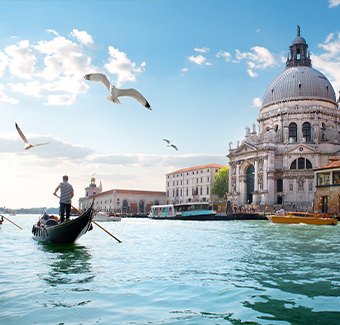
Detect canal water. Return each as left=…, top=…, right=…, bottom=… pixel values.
left=1, top=215, right=340, bottom=325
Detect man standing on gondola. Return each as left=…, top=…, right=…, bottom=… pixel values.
left=53, top=175, right=74, bottom=223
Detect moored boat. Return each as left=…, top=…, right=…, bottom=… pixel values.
left=32, top=204, right=94, bottom=244
left=267, top=212, right=338, bottom=226
left=149, top=202, right=216, bottom=220
left=94, top=211, right=121, bottom=222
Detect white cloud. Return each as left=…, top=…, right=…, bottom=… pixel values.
left=0, top=51, right=9, bottom=77
left=194, top=47, right=210, bottom=53
left=216, top=51, right=231, bottom=61
left=235, top=46, right=276, bottom=77
left=311, top=32, right=340, bottom=91
left=4, top=40, right=37, bottom=79
left=252, top=97, right=262, bottom=107
left=329, top=0, right=340, bottom=7
left=104, top=46, right=145, bottom=87
left=70, top=29, right=94, bottom=46
left=45, top=94, right=76, bottom=106
left=181, top=68, right=188, bottom=72
left=0, top=84, right=19, bottom=105
left=46, top=29, right=59, bottom=37
left=188, top=54, right=210, bottom=65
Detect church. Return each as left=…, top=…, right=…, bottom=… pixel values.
left=227, top=27, right=340, bottom=209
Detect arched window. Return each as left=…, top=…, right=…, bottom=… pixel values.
left=289, top=123, right=297, bottom=142
left=302, top=122, right=311, bottom=142
left=306, top=159, right=313, bottom=169
left=290, top=158, right=313, bottom=170
left=290, top=160, right=297, bottom=169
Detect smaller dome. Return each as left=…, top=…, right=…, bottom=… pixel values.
left=292, top=36, right=306, bottom=45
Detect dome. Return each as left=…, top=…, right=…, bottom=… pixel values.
left=292, top=36, right=306, bottom=45
left=261, top=66, right=336, bottom=108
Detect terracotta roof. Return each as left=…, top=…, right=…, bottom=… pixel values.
left=167, top=163, right=227, bottom=175
left=314, top=157, right=340, bottom=171
left=89, top=189, right=165, bottom=198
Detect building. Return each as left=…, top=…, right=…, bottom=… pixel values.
left=227, top=27, right=340, bottom=208
left=165, top=163, right=226, bottom=204
left=313, top=157, right=340, bottom=214
left=78, top=177, right=166, bottom=214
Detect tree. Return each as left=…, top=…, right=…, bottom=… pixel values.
left=211, top=167, right=229, bottom=200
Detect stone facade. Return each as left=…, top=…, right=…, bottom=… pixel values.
left=227, top=29, right=340, bottom=209
left=166, top=163, right=226, bottom=204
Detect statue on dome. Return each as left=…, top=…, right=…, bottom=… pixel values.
left=297, top=25, right=300, bottom=37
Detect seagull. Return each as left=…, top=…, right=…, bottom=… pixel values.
left=163, top=139, right=178, bottom=151
left=84, top=73, right=151, bottom=110
left=15, top=123, right=50, bottom=150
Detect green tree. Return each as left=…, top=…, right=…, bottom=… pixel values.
left=211, top=167, right=229, bottom=200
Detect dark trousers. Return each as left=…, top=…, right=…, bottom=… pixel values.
left=60, top=203, right=71, bottom=222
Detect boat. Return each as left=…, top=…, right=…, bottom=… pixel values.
left=149, top=202, right=216, bottom=220
left=93, top=211, right=121, bottom=222
left=32, top=204, right=94, bottom=244
left=266, top=211, right=338, bottom=226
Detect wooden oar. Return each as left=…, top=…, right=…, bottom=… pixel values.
left=54, top=195, right=122, bottom=243
left=0, top=214, right=22, bottom=230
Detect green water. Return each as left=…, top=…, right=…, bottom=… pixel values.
left=1, top=216, right=340, bottom=324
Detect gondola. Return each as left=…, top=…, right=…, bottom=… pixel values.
left=32, top=204, right=94, bottom=244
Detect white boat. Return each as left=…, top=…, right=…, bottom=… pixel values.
left=93, top=211, right=121, bottom=222
left=149, top=203, right=216, bottom=220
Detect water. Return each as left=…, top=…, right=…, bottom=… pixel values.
left=1, top=216, right=340, bottom=325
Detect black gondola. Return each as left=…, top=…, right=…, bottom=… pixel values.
left=32, top=204, right=94, bottom=244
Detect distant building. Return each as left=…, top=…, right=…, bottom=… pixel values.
left=313, top=157, right=340, bottom=214
left=78, top=177, right=166, bottom=214
left=165, top=163, right=226, bottom=204
left=227, top=27, right=340, bottom=208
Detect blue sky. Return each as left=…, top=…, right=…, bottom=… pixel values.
left=1, top=0, right=340, bottom=208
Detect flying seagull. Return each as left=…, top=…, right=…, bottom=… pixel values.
left=163, top=139, right=178, bottom=151
left=84, top=73, right=151, bottom=110
left=15, top=123, right=50, bottom=150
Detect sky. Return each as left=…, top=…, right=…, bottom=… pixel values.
left=1, top=0, right=340, bottom=208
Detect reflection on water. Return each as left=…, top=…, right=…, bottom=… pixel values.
left=37, top=243, right=94, bottom=307
left=244, top=296, right=340, bottom=325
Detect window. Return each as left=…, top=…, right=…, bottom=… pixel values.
left=298, top=157, right=305, bottom=169
left=290, top=158, right=312, bottom=170
left=207, top=177, right=209, bottom=182
left=317, top=172, right=330, bottom=186
left=302, top=122, right=311, bottom=142
left=277, top=179, right=283, bottom=192
left=200, top=187, right=202, bottom=195
left=289, top=123, right=297, bottom=142
left=186, top=180, right=188, bottom=185
left=186, top=189, right=188, bottom=196
left=207, top=187, right=209, bottom=195
left=201, top=178, right=203, bottom=183
left=290, top=160, right=297, bottom=169
left=333, top=171, right=340, bottom=184
left=176, top=189, right=178, bottom=197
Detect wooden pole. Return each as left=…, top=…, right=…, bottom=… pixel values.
left=1, top=215, right=23, bottom=230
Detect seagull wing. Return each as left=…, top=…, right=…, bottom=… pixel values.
left=171, top=144, right=178, bottom=151
left=84, top=73, right=111, bottom=91
left=116, top=88, right=151, bottom=110
left=15, top=123, right=28, bottom=145
left=33, top=142, right=50, bottom=147
left=163, top=139, right=170, bottom=144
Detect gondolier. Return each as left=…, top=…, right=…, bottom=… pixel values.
left=53, top=175, right=74, bottom=223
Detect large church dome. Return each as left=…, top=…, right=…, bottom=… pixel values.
left=261, top=66, right=336, bottom=108
left=261, top=27, right=336, bottom=108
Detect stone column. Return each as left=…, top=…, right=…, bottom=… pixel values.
left=254, top=160, right=258, bottom=191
